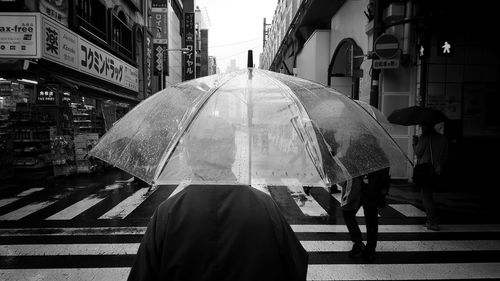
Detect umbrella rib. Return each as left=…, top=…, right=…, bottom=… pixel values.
left=261, top=71, right=330, bottom=186
left=151, top=73, right=238, bottom=185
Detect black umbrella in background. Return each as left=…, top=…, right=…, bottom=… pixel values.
left=387, top=106, right=447, bottom=126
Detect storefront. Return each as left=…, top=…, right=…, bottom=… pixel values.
left=0, top=12, right=139, bottom=180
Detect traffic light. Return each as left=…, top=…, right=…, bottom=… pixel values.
left=416, top=31, right=430, bottom=59
left=437, top=37, right=453, bottom=56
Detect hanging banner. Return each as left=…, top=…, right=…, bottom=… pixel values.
left=184, top=12, right=195, bottom=80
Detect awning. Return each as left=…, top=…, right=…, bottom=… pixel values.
left=52, top=75, right=140, bottom=104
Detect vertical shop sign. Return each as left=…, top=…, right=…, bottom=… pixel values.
left=152, top=7, right=168, bottom=76
left=39, top=0, right=69, bottom=26
left=184, top=12, right=195, bottom=80
left=0, top=13, right=41, bottom=58
left=143, top=27, right=153, bottom=96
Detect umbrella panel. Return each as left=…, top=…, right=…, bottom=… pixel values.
left=89, top=74, right=232, bottom=183
left=267, top=72, right=409, bottom=181
left=157, top=72, right=324, bottom=186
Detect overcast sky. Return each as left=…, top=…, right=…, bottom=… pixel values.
left=195, top=0, right=277, bottom=73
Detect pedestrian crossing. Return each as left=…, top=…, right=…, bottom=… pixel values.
left=0, top=181, right=430, bottom=222
left=1, top=224, right=500, bottom=280
left=1, top=182, right=500, bottom=280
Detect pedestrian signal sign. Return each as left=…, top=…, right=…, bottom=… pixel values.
left=437, top=39, right=453, bottom=56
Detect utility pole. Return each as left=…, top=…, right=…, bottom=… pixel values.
left=160, top=48, right=191, bottom=90
left=369, top=0, right=383, bottom=109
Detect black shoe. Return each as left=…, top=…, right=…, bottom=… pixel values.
left=362, top=247, right=376, bottom=262
left=348, top=242, right=365, bottom=258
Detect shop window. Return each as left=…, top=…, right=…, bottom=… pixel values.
left=111, top=10, right=134, bottom=60
left=76, top=0, right=107, bottom=42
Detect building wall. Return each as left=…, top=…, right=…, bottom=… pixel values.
left=330, top=0, right=371, bottom=100
left=166, top=2, right=183, bottom=86
left=296, top=30, right=330, bottom=85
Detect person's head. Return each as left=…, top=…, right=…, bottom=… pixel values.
left=184, top=115, right=236, bottom=171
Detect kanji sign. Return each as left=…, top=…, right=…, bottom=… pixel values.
left=40, top=15, right=138, bottom=92
left=373, top=59, right=399, bottom=69
left=184, top=12, right=195, bottom=80
left=152, top=8, right=168, bottom=44
left=374, top=34, right=399, bottom=59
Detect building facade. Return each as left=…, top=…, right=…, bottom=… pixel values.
left=0, top=0, right=151, bottom=178
left=261, top=0, right=500, bottom=186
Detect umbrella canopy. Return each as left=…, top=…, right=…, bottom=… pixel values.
left=387, top=106, right=447, bottom=126
left=354, top=100, right=392, bottom=131
left=89, top=69, right=411, bottom=188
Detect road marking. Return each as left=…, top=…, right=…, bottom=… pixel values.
left=0, top=243, right=139, bottom=256
left=0, top=268, right=131, bottom=281
left=291, top=224, right=500, bottom=233
left=389, top=203, right=427, bottom=217
left=0, top=188, right=45, bottom=208
left=99, top=187, right=156, bottom=219
left=307, top=263, right=500, bottom=280
left=46, top=194, right=108, bottom=220
left=2, top=264, right=500, bottom=281
left=282, top=178, right=328, bottom=217
left=0, top=200, right=56, bottom=220
left=301, top=240, right=500, bottom=252
left=2, top=224, right=499, bottom=237
left=3, top=240, right=498, bottom=256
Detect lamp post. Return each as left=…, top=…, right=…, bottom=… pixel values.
left=160, top=47, right=191, bottom=90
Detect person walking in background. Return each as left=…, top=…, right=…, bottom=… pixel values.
left=412, top=123, right=449, bottom=231
left=340, top=133, right=391, bottom=262
left=341, top=167, right=390, bottom=262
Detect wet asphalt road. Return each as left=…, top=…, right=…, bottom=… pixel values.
left=1, top=168, right=500, bottom=280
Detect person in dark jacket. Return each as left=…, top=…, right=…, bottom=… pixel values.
left=127, top=116, right=308, bottom=281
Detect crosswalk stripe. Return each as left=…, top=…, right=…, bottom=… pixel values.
left=98, top=187, right=156, bottom=219
left=2, top=263, right=500, bottom=281
left=2, top=224, right=499, bottom=237
left=307, top=263, right=500, bottom=280
left=0, top=199, right=18, bottom=209
left=0, top=243, right=139, bottom=256
left=0, top=201, right=56, bottom=221
left=0, top=268, right=131, bottom=281
left=301, top=240, right=500, bottom=252
left=0, top=188, right=45, bottom=208
left=46, top=194, right=108, bottom=220
left=282, top=178, right=328, bottom=217
left=2, top=240, right=499, bottom=256
left=291, top=224, right=500, bottom=233
left=16, top=188, right=45, bottom=197
left=389, top=203, right=427, bottom=217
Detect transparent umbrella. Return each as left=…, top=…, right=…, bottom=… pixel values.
left=89, top=69, right=411, bottom=188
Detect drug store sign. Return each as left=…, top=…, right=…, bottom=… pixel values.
left=41, top=15, right=138, bottom=92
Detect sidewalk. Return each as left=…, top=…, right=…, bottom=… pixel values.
left=388, top=179, right=500, bottom=218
